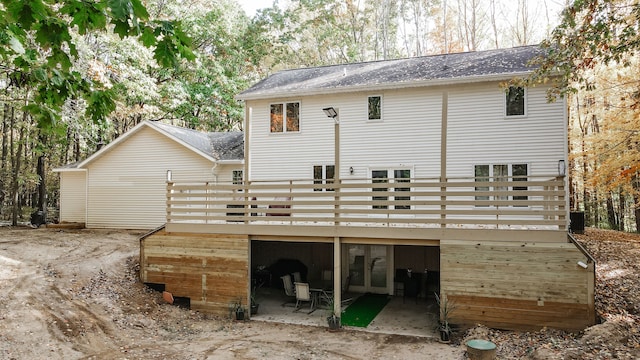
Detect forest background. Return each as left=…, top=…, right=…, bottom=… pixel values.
left=0, top=0, right=638, bottom=232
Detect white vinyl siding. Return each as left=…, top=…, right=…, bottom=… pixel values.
left=58, top=171, right=86, bottom=223
left=85, top=126, right=218, bottom=229
left=447, top=82, right=565, bottom=178
left=247, top=82, right=565, bottom=184
left=247, top=87, right=441, bottom=181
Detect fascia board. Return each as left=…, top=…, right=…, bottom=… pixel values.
left=235, top=72, right=534, bottom=101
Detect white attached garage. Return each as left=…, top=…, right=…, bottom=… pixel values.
left=54, top=121, right=243, bottom=229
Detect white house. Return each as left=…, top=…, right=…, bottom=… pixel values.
left=140, top=46, right=596, bottom=332
left=54, top=120, right=243, bottom=229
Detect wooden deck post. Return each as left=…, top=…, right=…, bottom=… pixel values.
left=333, top=236, right=341, bottom=317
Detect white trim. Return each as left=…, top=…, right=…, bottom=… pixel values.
left=367, top=94, right=383, bottom=121
left=504, top=86, right=528, bottom=118
left=52, top=167, right=87, bottom=173
left=268, top=100, right=301, bottom=134
left=215, top=159, right=245, bottom=165
left=72, top=121, right=218, bottom=169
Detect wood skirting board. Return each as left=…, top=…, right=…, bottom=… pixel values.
left=140, top=230, right=250, bottom=317
left=139, top=230, right=595, bottom=331
left=440, top=239, right=596, bottom=332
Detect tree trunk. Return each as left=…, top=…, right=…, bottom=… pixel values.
left=606, top=194, right=618, bottom=230
left=619, top=189, right=625, bottom=232
left=635, top=198, right=640, bottom=233
left=35, top=130, right=47, bottom=214
left=0, top=104, right=9, bottom=214
left=11, top=114, right=26, bottom=226
left=37, top=154, right=46, bottom=213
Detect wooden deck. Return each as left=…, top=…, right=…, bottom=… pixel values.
left=138, top=175, right=595, bottom=332
left=165, top=175, right=568, bottom=240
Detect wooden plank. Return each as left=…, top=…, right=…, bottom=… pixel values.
left=142, top=231, right=249, bottom=317
left=447, top=294, right=593, bottom=331
left=165, top=223, right=567, bottom=242
left=440, top=239, right=595, bottom=331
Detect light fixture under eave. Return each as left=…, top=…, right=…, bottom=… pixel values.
left=558, top=160, right=566, bottom=177
left=349, top=166, right=354, bottom=175
left=323, top=107, right=338, bottom=118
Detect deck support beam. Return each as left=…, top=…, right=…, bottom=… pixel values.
left=333, top=236, right=341, bottom=318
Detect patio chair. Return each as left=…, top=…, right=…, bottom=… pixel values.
left=294, top=282, right=316, bottom=314
left=314, top=274, right=352, bottom=309
left=292, top=271, right=302, bottom=283
left=341, top=274, right=354, bottom=305
left=321, top=269, right=333, bottom=289
left=280, top=274, right=296, bottom=307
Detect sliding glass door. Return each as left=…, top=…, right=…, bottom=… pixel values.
left=345, top=244, right=391, bottom=294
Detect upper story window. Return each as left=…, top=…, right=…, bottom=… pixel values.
left=270, top=102, right=300, bottom=133
left=505, top=86, right=525, bottom=116
left=368, top=95, right=382, bottom=120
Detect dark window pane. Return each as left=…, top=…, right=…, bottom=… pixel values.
left=372, top=170, right=388, bottom=209
left=368, top=96, right=381, bottom=120
left=286, top=102, right=300, bottom=131
left=325, top=165, right=335, bottom=191
left=313, top=165, right=322, bottom=191
left=394, top=169, right=410, bottom=209
left=270, top=104, right=283, bottom=132
left=506, top=86, right=525, bottom=116
left=512, top=164, right=528, bottom=201
left=475, top=165, right=490, bottom=202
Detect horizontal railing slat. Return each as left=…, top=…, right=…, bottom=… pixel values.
left=165, top=175, right=567, bottom=231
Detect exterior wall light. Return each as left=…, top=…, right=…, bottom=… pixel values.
left=558, top=160, right=566, bottom=177
left=323, top=107, right=338, bottom=119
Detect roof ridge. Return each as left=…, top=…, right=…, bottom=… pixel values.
left=275, top=44, right=541, bottom=73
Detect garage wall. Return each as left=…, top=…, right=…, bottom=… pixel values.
left=85, top=126, right=219, bottom=229
left=58, top=171, right=86, bottom=223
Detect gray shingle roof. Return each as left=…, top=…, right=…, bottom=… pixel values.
left=237, top=45, right=543, bottom=100
left=153, top=122, right=243, bottom=161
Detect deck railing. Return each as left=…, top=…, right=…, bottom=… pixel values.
left=166, top=175, right=567, bottom=231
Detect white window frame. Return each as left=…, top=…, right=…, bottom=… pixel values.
left=269, top=101, right=301, bottom=133
left=505, top=86, right=527, bottom=118
left=313, top=165, right=335, bottom=192
left=370, top=168, right=412, bottom=210
left=474, top=163, right=529, bottom=206
left=367, top=95, right=383, bottom=121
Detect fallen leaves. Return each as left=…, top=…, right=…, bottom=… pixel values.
left=460, top=228, right=640, bottom=359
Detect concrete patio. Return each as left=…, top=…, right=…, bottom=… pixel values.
left=250, top=286, right=440, bottom=338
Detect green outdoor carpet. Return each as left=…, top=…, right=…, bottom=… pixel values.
left=341, top=293, right=391, bottom=327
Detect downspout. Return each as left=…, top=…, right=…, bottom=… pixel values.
left=210, top=163, right=219, bottom=225
left=84, top=170, right=88, bottom=227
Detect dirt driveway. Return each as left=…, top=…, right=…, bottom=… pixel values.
left=0, top=227, right=462, bottom=359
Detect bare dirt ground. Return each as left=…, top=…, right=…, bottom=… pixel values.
left=0, top=227, right=638, bottom=359
left=0, top=227, right=461, bottom=359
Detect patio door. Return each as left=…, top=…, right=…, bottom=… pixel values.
left=344, top=244, right=391, bottom=294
